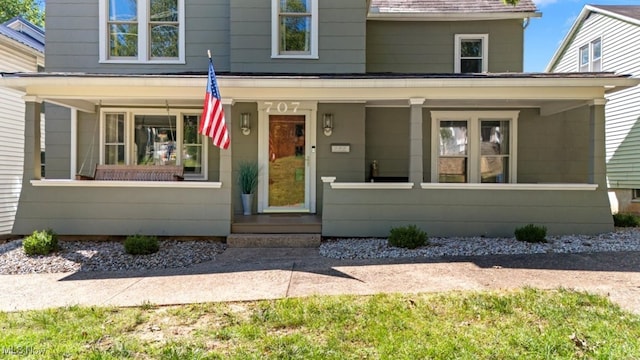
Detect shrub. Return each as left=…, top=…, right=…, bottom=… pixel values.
left=514, top=224, right=547, bottom=243
left=23, top=229, right=59, bottom=256
left=388, top=225, right=428, bottom=249
left=124, top=235, right=159, bottom=255
left=613, top=213, right=640, bottom=227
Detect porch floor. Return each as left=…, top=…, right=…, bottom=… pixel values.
left=231, top=214, right=322, bottom=234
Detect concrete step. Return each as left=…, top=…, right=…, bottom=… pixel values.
left=226, top=233, right=321, bottom=248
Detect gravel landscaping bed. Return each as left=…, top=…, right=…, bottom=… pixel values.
left=2, top=228, right=639, bottom=274
left=320, top=228, right=640, bottom=260
left=0, top=239, right=226, bottom=275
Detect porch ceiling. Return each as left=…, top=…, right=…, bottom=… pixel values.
left=1, top=73, right=637, bottom=114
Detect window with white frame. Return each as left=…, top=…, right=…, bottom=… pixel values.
left=579, top=38, right=601, bottom=72
left=271, top=0, right=318, bottom=58
left=99, top=0, right=185, bottom=63
left=454, top=34, right=488, bottom=73
left=101, top=110, right=206, bottom=178
left=431, top=111, right=518, bottom=183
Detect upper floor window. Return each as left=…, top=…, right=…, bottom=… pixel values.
left=101, top=109, right=207, bottom=179
left=431, top=111, right=518, bottom=184
left=579, top=38, right=602, bottom=72
left=271, top=0, right=318, bottom=59
left=455, top=34, right=488, bottom=73
left=99, top=0, right=185, bottom=64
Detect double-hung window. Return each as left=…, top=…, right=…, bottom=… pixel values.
left=455, top=34, right=488, bottom=73
left=101, top=109, right=207, bottom=179
left=431, top=111, right=518, bottom=183
left=99, top=0, right=185, bottom=63
left=271, top=0, right=318, bottom=58
left=579, top=38, right=602, bottom=72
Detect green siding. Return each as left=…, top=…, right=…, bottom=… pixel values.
left=230, top=0, right=366, bottom=73
left=518, top=107, right=592, bottom=184
left=366, top=19, right=524, bottom=73
left=13, top=186, right=230, bottom=236
left=365, top=107, right=410, bottom=179
left=322, top=185, right=613, bottom=237
left=45, top=0, right=230, bottom=73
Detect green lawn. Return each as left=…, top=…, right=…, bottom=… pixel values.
left=1, top=289, right=639, bottom=359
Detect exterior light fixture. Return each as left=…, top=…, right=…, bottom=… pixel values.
left=240, top=112, right=251, bottom=135
left=323, top=113, right=334, bottom=136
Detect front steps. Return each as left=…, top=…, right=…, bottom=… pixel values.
left=226, top=233, right=321, bottom=248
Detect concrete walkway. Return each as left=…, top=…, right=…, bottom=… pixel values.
left=2, top=248, right=640, bottom=314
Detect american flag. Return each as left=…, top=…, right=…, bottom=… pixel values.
left=199, top=57, right=230, bottom=149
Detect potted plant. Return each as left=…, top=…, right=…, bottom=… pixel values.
left=238, top=161, right=259, bottom=215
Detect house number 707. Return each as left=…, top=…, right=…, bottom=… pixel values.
left=264, top=102, right=300, bottom=113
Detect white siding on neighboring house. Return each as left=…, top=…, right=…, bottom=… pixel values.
left=0, top=25, right=43, bottom=236
left=550, top=11, right=640, bottom=190
left=0, top=87, right=25, bottom=235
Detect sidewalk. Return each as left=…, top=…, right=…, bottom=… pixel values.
left=1, top=248, right=640, bottom=314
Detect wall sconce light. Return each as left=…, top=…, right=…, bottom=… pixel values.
left=240, top=112, right=251, bottom=135
left=323, top=113, right=334, bottom=136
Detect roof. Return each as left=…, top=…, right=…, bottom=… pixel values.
left=546, top=5, right=640, bottom=71
left=367, top=0, right=539, bottom=20
left=590, top=5, right=640, bottom=22
left=369, top=0, right=537, bottom=13
left=0, top=16, right=44, bottom=53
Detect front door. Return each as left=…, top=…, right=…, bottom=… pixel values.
left=257, top=101, right=317, bottom=213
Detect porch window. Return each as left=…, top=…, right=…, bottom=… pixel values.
left=578, top=38, right=601, bottom=72
left=455, top=34, right=488, bottom=73
left=101, top=110, right=206, bottom=178
left=272, top=0, right=318, bottom=58
left=432, top=111, right=518, bottom=183
left=99, top=0, right=185, bottom=63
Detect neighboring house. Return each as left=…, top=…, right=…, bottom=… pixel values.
left=547, top=5, right=640, bottom=215
left=0, top=0, right=637, bottom=239
left=0, top=17, right=44, bottom=237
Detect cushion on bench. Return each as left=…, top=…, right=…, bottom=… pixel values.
left=78, top=165, right=184, bottom=181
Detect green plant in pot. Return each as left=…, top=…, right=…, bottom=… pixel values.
left=238, top=161, right=259, bottom=215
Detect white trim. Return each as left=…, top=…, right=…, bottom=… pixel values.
left=321, top=176, right=336, bottom=183
left=31, top=179, right=222, bottom=189
left=70, top=109, right=77, bottom=179
left=257, top=101, right=318, bottom=213
left=431, top=110, right=519, bottom=184
left=420, top=183, right=598, bottom=191
left=454, top=34, right=488, bottom=73
left=271, top=0, right=318, bottom=59
left=330, top=182, right=414, bottom=190
left=99, top=0, right=185, bottom=64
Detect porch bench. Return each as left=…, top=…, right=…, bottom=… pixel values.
left=77, top=165, right=184, bottom=181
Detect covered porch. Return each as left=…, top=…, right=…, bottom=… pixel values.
left=1, top=72, right=637, bottom=237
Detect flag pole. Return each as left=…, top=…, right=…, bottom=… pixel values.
left=207, top=49, right=211, bottom=59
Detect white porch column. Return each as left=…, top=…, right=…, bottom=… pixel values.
left=23, top=96, right=42, bottom=180
left=409, top=98, right=425, bottom=185
left=220, top=101, right=234, bottom=232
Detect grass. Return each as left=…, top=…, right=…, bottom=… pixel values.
left=1, top=289, right=639, bottom=359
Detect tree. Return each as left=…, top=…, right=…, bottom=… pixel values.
left=0, top=0, right=45, bottom=28
left=503, top=0, right=520, bottom=5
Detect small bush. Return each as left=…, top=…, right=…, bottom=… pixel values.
left=23, top=229, right=59, bottom=256
left=388, top=225, right=428, bottom=249
left=124, top=235, right=159, bottom=255
left=613, top=213, right=640, bottom=227
left=514, top=224, right=547, bottom=243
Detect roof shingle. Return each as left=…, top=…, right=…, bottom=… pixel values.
left=370, top=0, right=537, bottom=14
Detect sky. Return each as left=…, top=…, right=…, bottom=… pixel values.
left=525, top=0, right=640, bottom=72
